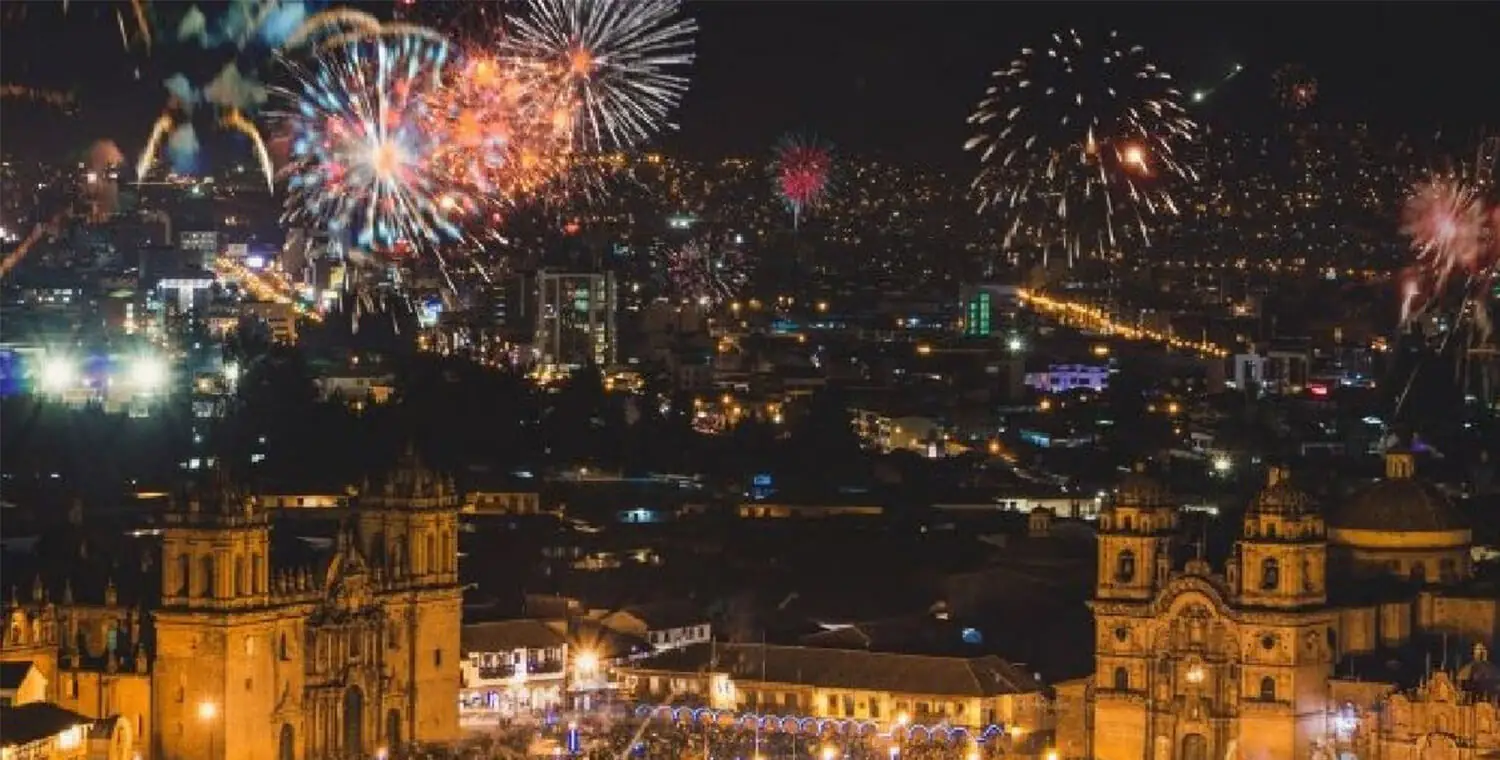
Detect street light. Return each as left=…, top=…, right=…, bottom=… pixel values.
left=573, top=650, right=599, bottom=674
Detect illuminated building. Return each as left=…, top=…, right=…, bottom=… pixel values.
left=1057, top=456, right=1499, bottom=760
left=0, top=448, right=463, bottom=759
left=959, top=284, right=1022, bottom=338
left=177, top=230, right=219, bottom=269
left=619, top=643, right=1049, bottom=735
left=535, top=271, right=617, bottom=369
left=459, top=621, right=569, bottom=722
left=1025, top=364, right=1112, bottom=394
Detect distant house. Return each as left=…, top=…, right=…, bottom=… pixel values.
left=0, top=661, right=47, bottom=707
left=459, top=620, right=569, bottom=722
left=595, top=604, right=711, bottom=652
left=312, top=372, right=396, bottom=408
left=618, top=642, right=1049, bottom=735
left=465, top=491, right=543, bottom=516
left=0, top=702, right=92, bottom=759
left=464, top=470, right=543, bottom=516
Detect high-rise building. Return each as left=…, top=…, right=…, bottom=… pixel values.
left=535, top=270, right=616, bottom=369
left=959, top=283, right=1021, bottom=338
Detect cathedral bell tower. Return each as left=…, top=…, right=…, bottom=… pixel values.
left=1230, top=466, right=1335, bottom=760
left=355, top=444, right=463, bottom=745
left=154, top=469, right=278, bottom=760
left=356, top=443, right=460, bottom=588
left=1235, top=466, right=1326, bottom=608
left=1096, top=464, right=1179, bottom=601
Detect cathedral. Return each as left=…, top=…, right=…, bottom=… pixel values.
left=1061, top=451, right=1500, bottom=760
left=0, top=447, right=463, bottom=759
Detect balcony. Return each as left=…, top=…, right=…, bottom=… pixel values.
left=476, top=660, right=566, bottom=681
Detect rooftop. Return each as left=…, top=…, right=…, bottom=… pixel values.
left=625, top=642, right=1041, bottom=698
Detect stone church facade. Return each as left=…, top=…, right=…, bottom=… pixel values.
left=1, top=448, right=463, bottom=759
left=1057, top=453, right=1499, bottom=760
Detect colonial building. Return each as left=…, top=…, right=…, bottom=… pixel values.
left=0, top=448, right=463, bottom=759
left=459, top=620, right=570, bottom=722
left=1062, top=454, right=1499, bottom=760
left=618, top=642, right=1049, bottom=736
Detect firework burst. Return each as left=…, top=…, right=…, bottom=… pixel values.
left=772, top=135, right=833, bottom=230
left=274, top=29, right=463, bottom=251
left=1391, top=145, right=1500, bottom=417
left=1272, top=64, right=1318, bottom=111
left=427, top=50, right=583, bottom=209
left=966, top=29, right=1197, bottom=264
left=1401, top=177, right=1488, bottom=298
left=664, top=238, right=746, bottom=307
left=499, top=0, right=697, bottom=154
left=1397, top=141, right=1500, bottom=328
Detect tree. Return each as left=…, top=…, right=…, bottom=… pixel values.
left=782, top=386, right=866, bottom=490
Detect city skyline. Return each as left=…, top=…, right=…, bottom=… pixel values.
left=0, top=3, right=1497, bottom=758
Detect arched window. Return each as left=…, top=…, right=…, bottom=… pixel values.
left=251, top=554, right=262, bottom=594
left=1181, top=734, right=1208, bottom=760
left=425, top=533, right=437, bottom=575
left=440, top=531, right=451, bottom=574
left=386, top=709, right=402, bottom=748
left=278, top=724, right=294, bottom=760
left=1259, top=677, right=1276, bottom=702
left=198, top=554, right=215, bottom=598
left=369, top=532, right=386, bottom=567
left=390, top=542, right=405, bottom=576
left=1260, top=558, right=1280, bottom=591
left=343, top=686, right=364, bottom=752
left=176, top=554, right=191, bottom=596
left=233, top=557, right=245, bottom=596
left=1113, top=667, right=1130, bottom=691
left=1116, top=550, right=1137, bottom=583
left=1439, top=558, right=1458, bottom=583
left=1122, top=516, right=1134, bottom=532
left=1411, top=564, right=1428, bottom=585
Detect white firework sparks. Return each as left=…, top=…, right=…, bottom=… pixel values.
left=500, top=0, right=696, bottom=153
left=965, top=29, right=1198, bottom=264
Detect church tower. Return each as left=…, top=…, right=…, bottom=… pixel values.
left=356, top=445, right=462, bottom=746
left=1235, top=466, right=1326, bottom=609
left=1096, top=464, right=1179, bottom=601
left=153, top=471, right=282, bottom=760
left=1229, top=466, right=1336, bottom=760
left=1089, top=466, right=1179, bottom=760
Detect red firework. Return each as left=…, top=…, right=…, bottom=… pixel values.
left=772, top=135, right=832, bottom=228
left=1400, top=178, right=1490, bottom=293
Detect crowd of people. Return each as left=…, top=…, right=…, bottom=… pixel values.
left=463, top=712, right=1047, bottom=760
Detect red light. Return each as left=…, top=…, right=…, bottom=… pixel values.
left=1308, top=384, right=1329, bottom=397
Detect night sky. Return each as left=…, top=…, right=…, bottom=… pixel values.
left=3, top=1, right=1498, bottom=167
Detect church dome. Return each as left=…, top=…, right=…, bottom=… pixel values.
left=1113, top=465, right=1173, bottom=509
left=1248, top=467, right=1317, bottom=518
left=1329, top=453, right=1465, bottom=533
